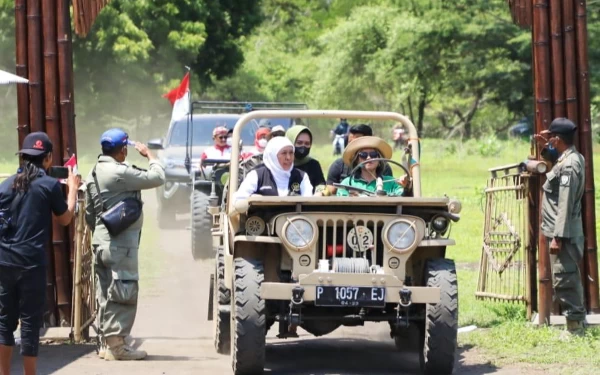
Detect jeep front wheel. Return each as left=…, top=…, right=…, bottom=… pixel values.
left=231, top=258, right=266, bottom=375
left=191, top=190, right=213, bottom=260
left=420, top=258, right=458, bottom=375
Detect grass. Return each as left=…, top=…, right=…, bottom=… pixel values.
left=1, top=138, right=599, bottom=370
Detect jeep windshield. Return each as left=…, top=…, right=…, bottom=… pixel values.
left=167, top=116, right=294, bottom=147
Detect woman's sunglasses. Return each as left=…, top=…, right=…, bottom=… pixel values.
left=217, top=136, right=228, bottom=140
left=357, top=151, right=380, bottom=159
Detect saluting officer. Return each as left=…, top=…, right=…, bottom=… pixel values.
left=85, top=129, right=165, bottom=360
left=539, top=118, right=586, bottom=337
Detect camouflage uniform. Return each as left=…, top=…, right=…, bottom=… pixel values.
left=541, top=145, right=586, bottom=322
left=85, top=155, right=165, bottom=357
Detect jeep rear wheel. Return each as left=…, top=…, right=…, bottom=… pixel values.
left=213, top=247, right=231, bottom=354
left=420, top=258, right=458, bottom=375
left=191, top=190, right=213, bottom=260
left=231, top=258, right=266, bottom=375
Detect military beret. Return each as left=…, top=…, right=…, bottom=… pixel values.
left=542, top=118, right=577, bottom=135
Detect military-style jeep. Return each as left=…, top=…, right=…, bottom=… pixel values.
left=148, top=101, right=307, bottom=260
left=207, top=110, right=462, bottom=375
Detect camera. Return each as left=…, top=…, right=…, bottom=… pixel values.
left=48, top=166, right=69, bottom=179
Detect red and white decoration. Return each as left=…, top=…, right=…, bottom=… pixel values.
left=162, top=72, right=190, bottom=122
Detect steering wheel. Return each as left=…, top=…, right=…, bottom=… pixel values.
left=332, top=183, right=375, bottom=197
left=337, top=158, right=412, bottom=197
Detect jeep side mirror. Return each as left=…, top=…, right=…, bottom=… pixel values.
left=147, top=138, right=164, bottom=150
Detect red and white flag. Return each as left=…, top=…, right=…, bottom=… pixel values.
left=61, top=154, right=78, bottom=184
left=162, top=72, right=190, bottom=121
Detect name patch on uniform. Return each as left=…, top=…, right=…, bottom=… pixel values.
left=259, top=186, right=273, bottom=191
left=560, top=175, right=570, bottom=186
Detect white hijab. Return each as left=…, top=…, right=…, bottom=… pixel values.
left=263, top=136, right=294, bottom=192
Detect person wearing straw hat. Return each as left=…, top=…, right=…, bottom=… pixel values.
left=336, top=136, right=407, bottom=197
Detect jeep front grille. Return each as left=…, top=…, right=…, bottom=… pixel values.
left=316, top=218, right=386, bottom=268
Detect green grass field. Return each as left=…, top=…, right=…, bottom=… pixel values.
left=1, top=138, right=599, bottom=371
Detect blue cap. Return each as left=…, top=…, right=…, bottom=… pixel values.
left=100, top=128, right=133, bottom=149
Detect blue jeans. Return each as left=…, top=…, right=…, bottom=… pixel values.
left=0, top=265, right=46, bottom=357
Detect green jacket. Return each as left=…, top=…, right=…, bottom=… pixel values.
left=85, top=155, right=165, bottom=248
left=336, top=174, right=403, bottom=196
left=541, top=145, right=585, bottom=239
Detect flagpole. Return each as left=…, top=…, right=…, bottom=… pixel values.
left=184, top=66, right=192, bottom=174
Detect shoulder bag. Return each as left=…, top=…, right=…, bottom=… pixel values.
left=92, top=165, right=143, bottom=237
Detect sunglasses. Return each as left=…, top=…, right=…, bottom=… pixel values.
left=357, top=151, right=380, bottom=159
left=217, top=136, right=228, bottom=140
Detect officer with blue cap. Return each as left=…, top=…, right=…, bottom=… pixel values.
left=84, top=128, right=165, bottom=360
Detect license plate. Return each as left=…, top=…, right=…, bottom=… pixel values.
left=315, top=286, right=386, bottom=307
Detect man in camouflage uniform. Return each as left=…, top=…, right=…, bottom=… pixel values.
left=85, top=129, right=165, bottom=360
left=539, top=118, right=586, bottom=336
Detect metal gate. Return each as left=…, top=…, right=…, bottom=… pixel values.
left=476, top=164, right=531, bottom=307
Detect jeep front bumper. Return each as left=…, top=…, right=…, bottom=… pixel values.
left=260, top=272, right=440, bottom=304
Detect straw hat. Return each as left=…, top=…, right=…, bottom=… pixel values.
left=343, top=136, right=393, bottom=166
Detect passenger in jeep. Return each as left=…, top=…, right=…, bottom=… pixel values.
left=336, top=136, right=406, bottom=196
left=200, top=126, right=232, bottom=161
left=250, top=127, right=271, bottom=156
left=286, top=125, right=326, bottom=194
left=233, top=136, right=313, bottom=201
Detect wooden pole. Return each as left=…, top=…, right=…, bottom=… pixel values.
left=15, top=0, right=30, bottom=147
left=549, top=0, right=565, bottom=118
left=562, top=0, right=579, bottom=126
left=73, top=193, right=85, bottom=342
left=26, top=0, right=44, bottom=132
left=42, top=0, right=72, bottom=327
left=574, top=0, right=600, bottom=313
left=533, top=0, right=553, bottom=325
left=57, top=0, right=77, bottom=158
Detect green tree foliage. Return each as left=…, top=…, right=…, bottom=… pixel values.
left=0, top=0, right=262, bottom=154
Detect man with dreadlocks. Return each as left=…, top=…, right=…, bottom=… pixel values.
left=0, top=132, right=80, bottom=375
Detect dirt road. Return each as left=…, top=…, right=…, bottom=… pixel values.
left=10, top=195, right=543, bottom=375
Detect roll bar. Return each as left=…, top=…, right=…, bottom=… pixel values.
left=228, top=110, right=421, bottom=212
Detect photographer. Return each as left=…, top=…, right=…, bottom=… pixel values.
left=0, top=132, right=80, bottom=375
left=85, top=128, right=165, bottom=361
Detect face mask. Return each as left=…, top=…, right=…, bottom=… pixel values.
left=257, top=138, right=268, bottom=148
left=226, top=138, right=233, bottom=147
left=295, top=146, right=310, bottom=159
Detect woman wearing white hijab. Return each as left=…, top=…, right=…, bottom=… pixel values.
left=234, top=137, right=313, bottom=201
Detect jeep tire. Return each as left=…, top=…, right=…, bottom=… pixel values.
left=420, top=258, right=458, bottom=375
left=231, top=258, right=266, bottom=375
left=191, top=190, right=213, bottom=260
left=213, top=247, right=231, bottom=354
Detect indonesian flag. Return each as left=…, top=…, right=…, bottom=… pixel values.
left=163, top=72, right=190, bottom=121
left=61, top=154, right=78, bottom=184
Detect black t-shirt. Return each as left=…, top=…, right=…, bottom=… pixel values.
left=295, top=159, right=326, bottom=192
left=327, top=158, right=393, bottom=185
left=0, top=171, right=68, bottom=268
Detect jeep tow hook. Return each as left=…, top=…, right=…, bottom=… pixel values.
left=291, top=286, right=304, bottom=305
left=399, top=287, right=412, bottom=307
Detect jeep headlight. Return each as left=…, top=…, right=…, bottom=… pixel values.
left=283, top=218, right=315, bottom=251
left=384, top=220, right=417, bottom=252
left=431, top=215, right=449, bottom=233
